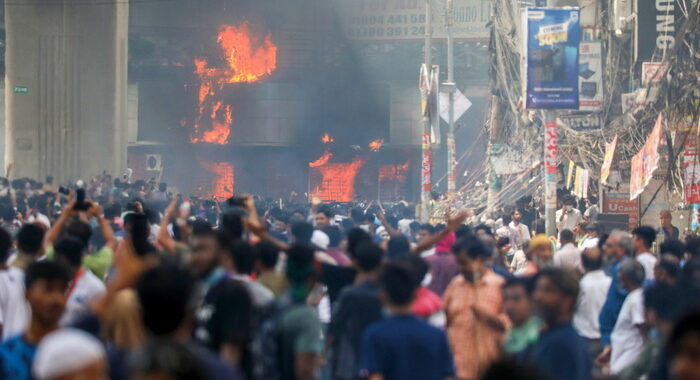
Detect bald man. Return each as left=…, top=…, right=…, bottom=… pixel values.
left=574, top=246, right=612, bottom=359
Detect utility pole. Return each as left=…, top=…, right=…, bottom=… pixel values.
left=487, top=95, right=501, bottom=215
left=420, top=0, right=433, bottom=221
left=544, top=112, right=558, bottom=236
left=445, top=0, right=457, bottom=196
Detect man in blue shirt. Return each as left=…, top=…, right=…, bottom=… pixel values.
left=597, top=231, right=634, bottom=366
left=360, top=262, right=455, bottom=380
left=327, top=242, right=384, bottom=380
left=528, top=268, right=592, bottom=380
left=0, top=261, right=70, bottom=380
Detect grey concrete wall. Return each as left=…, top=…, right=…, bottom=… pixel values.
left=0, top=80, right=5, bottom=172
left=4, top=1, right=128, bottom=183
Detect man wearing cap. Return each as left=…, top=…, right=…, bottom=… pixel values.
left=518, top=235, right=554, bottom=277
left=32, top=329, right=108, bottom=380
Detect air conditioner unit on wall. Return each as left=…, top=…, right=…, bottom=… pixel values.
left=146, top=154, right=162, bottom=171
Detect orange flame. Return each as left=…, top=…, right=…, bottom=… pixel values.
left=379, top=161, right=410, bottom=183
left=200, top=161, right=234, bottom=199
left=321, top=133, right=334, bottom=144
left=368, top=139, right=384, bottom=152
left=190, top=23, right=278, bottom=144
left=309, top=157, right=368, bottom=202
left=201, top=104, right=233, bottom=145
left=217, top=24, right=277, bottom=83
left=309, top=151, right=333, bottom=168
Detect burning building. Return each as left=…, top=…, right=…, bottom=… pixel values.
left=126, top=0, right=489, bottom=202
left=191, top=23, right=278, bottom=145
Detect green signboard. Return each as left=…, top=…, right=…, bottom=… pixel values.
left=13, top=86, right=28, bottom=94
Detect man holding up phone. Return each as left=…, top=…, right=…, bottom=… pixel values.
left=556, top=196, right=583, bottom=233
left=44, top=192, right=118, bottom=281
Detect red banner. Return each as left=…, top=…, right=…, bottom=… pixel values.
left=422, top=132, right=432, bottom=194
left=630, top=114, right=664, bottom=200
left=544, top=121, right=558, bottom=175
left=447, top=135, right=457, bottom=194
left=684, top=135, right=700, bottom=203
left=544, top=121, right=558, bottom=210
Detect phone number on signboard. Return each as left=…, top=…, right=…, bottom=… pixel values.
left=346, top=26, right=426, bottom=38
left=347, top=14, right=427, bottom=25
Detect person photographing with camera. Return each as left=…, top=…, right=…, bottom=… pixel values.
left=44, top=189, right=118, bottom=281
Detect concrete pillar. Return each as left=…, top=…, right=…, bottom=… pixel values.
left=5, top=1, right=129, bottom=183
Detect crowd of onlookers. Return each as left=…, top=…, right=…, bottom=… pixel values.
left=0, top=173, right=700, bottom=380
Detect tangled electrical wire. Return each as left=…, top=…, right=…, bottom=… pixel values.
left=468, top=0, right=700, bottom=218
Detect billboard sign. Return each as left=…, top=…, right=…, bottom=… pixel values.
left=636, top=0, right=687, bottom=62
left=642, top=62, right=669, bottom=86
left=523, top=8, right=581, bottom=109
left=601, top=135, right=618, bottom=185
left=604, top=191, right=639, bottom=230
left=684, top=135, right=700, bottom=203
left=336, top=0, right=492, bottom=41
left=578, top=41, right=603, bottom=111
left=630, top=114, right=665, bottom=200
left=557, top=113, right=602, bottom=131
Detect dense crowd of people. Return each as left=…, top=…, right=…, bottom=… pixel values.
left=0, top=173, right=700, bottom=380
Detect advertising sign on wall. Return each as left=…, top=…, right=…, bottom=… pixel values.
left=336, top=0, right=492, bottom=41
left=642, top=62, right=669, bottom=86
left=523, top=8, right=581, bottom=109
left=630, top=114, right=665, bottom=200
left=557, top=113, right=601, bottom=131
left=621, top=90, right=654, bottom=114
left=604, top=187, right=639, bottom=231
left=601, top=135, right=618, bottom=185
left=578, top=41, right=603, bottom=111
left=684, top=135, right=700, bottom=203
left=636, top=0, right=688, bottom=62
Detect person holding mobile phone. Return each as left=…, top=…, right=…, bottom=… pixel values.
left=44, top=196, right=118, bottom=281
left=556, top=196, right=583, bottom=234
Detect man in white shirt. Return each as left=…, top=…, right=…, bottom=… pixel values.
left=397, top=207, right=414, bottom=237
left=416, top=224, right=436, bottom=257
left=53, top=237, right=106, bottom=326
left=631, top=226, right=658, bottom=281
left=26, top=197, right=51, bottom=229
left=574, top=246, right=611, bottom=357
left=497, top=214, right=520, bottom=250
left=554, top=229, right=582, bottom=272
left=0, top=227, right=29, bottom=339
left=556, top=196, right=583, bottom=233
left=580, top=223, right=601, bottom=250
left=605, top=259, right=646, bottom=374
left=509, top=208, right=531, bottom=250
